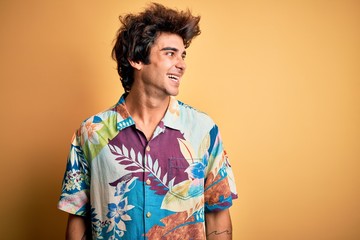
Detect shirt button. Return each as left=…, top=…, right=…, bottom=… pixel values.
left=146, top=179, right=151, bottom=185
left=146, top=145, right=151, bottom=152
left=146, top=212, right=151, bottom=218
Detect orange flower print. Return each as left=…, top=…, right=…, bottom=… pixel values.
left=81, top=116, right=104, bottom=145
left=168, top=96, right=180, bottom=117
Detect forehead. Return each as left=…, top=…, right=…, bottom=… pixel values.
left=152, top=33, right=185, bottom=50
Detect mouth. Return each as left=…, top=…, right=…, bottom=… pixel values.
left=167, top=74, right=180, bottom=82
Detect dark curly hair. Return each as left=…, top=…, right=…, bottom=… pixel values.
left=112, top=3, right=201, bottom=92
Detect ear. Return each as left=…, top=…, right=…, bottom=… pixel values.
left=128, top=59, right=143, bottom=71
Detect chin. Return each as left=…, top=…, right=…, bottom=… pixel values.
left=169, top=90, right=179, bottom=96
left=166, top=88, right=180, bottom=97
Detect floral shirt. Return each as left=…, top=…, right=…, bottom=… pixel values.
left=58, top=94, right=238, bottom=239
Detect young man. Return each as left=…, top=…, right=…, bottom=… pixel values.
left=58, top=3, right=237, bottom=239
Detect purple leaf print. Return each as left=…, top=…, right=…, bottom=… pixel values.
left=108, top=142, right=175, bottom=196
left=125, top=166, right=139, bottom=171
left=118, top=160, right=133, bottom=165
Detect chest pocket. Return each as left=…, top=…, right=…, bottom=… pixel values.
left=168, top=158, right=205, bottom=200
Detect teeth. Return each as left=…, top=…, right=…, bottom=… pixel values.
left=167, top=74, right=179, bottom=81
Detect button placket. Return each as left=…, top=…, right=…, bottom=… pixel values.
left=144, top=141, right=152, bottom=230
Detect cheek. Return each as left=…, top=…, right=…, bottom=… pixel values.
left=155, top=61, right=173, bottom=73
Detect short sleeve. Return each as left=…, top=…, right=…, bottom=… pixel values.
left=204, top=125, right=238, bottom=212
left=57, top=129, right=90, bottom=216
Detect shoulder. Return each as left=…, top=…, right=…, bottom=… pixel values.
left=175, top=100, right=218, bottom=143
left=177, top=100, right=215, bottom=127
left=174, top=100, right=222, bottom=157
left=79, top=104, right=118, bottom=128
left=75, top=104, right=119, bottom=147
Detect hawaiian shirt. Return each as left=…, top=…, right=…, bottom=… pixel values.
left=58, top=94, right=238, bottom=239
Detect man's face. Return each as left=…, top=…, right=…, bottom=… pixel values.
left=137, top=32, right=187, bottom=97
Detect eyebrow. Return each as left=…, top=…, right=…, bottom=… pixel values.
left=160, top=47, right=187, bottom=56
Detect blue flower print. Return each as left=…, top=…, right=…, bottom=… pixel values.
left=114, top=176, right=137, bottom=197
left=185, top=161, right=205, bottom=179
left=106, top=197, right=134, bottom=232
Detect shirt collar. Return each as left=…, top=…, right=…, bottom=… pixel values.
left=162, top=96, right=182, bottom=131
left=115, top=94, right=182, bottom=132
left=115, top=94, right=135, bottom=131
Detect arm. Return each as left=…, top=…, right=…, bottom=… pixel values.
left=205, top=209, right=232, bottom=240
left=66, top=214, right=87, bottom=240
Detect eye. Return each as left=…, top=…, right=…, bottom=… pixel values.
left=166, top=51, right=175, bottom=56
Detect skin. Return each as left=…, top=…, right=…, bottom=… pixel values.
left=206, top=209, right=233, bottom=240
left=66, top=32, right=233, bottom=239
left=66, top=214, right=87, bottom=240
left=126, top=32, right=187, bottom=140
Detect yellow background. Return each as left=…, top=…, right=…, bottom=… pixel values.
left=1, top=0, right=359, bottom=239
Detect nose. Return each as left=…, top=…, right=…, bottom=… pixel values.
left=176, top=57, right=186, bottom=72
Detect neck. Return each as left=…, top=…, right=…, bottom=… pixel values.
left=124, top=90, right=170, bottom=140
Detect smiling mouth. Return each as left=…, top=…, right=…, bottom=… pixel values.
left=167, top=74, right=180, bottom=82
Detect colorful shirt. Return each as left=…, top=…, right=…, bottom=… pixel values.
left=58, top=94, right=238, bottom=239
